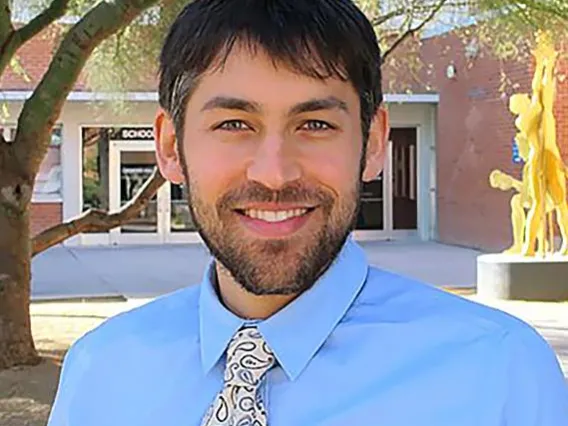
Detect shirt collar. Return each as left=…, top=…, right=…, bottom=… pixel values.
left=198, top=235, right=369, bottom=380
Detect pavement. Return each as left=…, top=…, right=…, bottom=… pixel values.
left=31, top=239, right=481, bottom=300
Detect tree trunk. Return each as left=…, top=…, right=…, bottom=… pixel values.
left=0, top=0, right=159, bottom=371
left=0, top=145, right=40, bottom=369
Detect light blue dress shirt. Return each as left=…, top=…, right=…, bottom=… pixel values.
left=47, top=237, right=568, bottom=425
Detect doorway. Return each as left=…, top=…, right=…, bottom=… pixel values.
left=107, top=140, right=202, bottom=245
left=79, top=132, right=201, bottom=246
left=108, top=141, right=166, bottom=244
left=391, top=128, right=418, bottom=232
left=354, top=127, right=418, bottom=240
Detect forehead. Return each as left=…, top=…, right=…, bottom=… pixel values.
left=186, top=44, right=360, bottom=112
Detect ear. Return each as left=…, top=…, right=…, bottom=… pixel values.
left=361, top=106, right=389, bottom=182
left=154, top=108, right=184, bottom=184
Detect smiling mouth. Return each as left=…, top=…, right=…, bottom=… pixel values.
left=234, top=208, right=316, bottom=222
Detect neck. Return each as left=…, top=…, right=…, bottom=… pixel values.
left=215, top=263, right=297, bottom=320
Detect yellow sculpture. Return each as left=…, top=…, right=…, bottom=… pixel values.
left=489, top=32, right=568, bottom=257
left=489, top=132, right=553, bottom=255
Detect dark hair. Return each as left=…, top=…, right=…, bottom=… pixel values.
left=158, top=0, right=383, bottom=143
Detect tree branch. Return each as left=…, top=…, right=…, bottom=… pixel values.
left=0, top=0, right=13, bottom=44
left=382, top=0, right=449, bottom=61
left=0, top=132, right=8, bottom=172
left=0, top=0, right=70, bottom=80
left=15, top=0, right=160, bottom=175
left=32, top=168, right=166, bottom=256
left=372, top=7, right=407, bottom=27
left=16, top=0, right=70, bottom=46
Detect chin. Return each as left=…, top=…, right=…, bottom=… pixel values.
left=238, top=272, right=314, bottom=296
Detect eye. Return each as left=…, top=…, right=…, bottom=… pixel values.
left=215, top=120, right=252, bottom=132
left=300, top=120, right=335, bottom=132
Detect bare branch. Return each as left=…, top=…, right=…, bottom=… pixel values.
left=372, top=0, right=470, bottom=28
left=372, top=7, right=407, bottom=27
left=32, top=168, right=166, bottom=256
left=382, top=0, right=450, bottom=60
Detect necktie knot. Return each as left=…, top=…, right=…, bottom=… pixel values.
left=225, top=327, right=275, bottom=388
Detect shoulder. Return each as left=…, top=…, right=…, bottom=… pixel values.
left=349, top=267, right=568, bottom=422
left=71, top=284, right=201, bottom=358
left=352, top=266, right=549, bottom=341
left=47, top=285, right=204, bottom=424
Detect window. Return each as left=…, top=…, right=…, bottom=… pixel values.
left=35, top=127, right=63, bottom=201
left=1, top=125, right=63, bottom=202
left=82, top=127, right=110, bottom=214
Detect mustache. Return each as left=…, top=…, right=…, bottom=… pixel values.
left=217, top=181, right=333, bottom=208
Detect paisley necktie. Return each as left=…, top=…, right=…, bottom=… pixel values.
left=201, top=326, right=275, bottom=426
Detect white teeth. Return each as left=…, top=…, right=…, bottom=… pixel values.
left=244, top=209, right=308, bottom=222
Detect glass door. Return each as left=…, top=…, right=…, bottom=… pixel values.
left=389, top=127, right=418, bottom=237
left=109, top=141, right=168, bottom=244
left=352, top=154, right=388, bottom=241
left=163, top=182, right=203, bottom=243
left=352, top=127, right=419, bottom=241
left=356, top=176, right=384, bottom=230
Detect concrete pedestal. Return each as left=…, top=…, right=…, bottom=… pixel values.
left=477, top=253, right=568, bottom=301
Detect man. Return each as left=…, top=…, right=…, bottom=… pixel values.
left=48, top=1, right=568, bottom=425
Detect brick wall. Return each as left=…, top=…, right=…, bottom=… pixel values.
left=0, top=26, right=61, bottom=90
left=30, top=202, right=62, bottom=237
left=420, top=32, right=534, bottom=251
left=419, top=32, right=568, bottom=252
left=557, top=47, right=568, bottom=161
left=0, top=25, right=157, bottom=91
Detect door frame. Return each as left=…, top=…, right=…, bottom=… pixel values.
left=387, top=127, right=420, bottom=240
left=352, top=127, right=419, bottom=242
left=108, top=140, right=168, bottom=245
left=161, top=182, right=204, bottom=244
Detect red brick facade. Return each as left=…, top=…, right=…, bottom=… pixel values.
left=415, top=32, right=568, bottom=251
left=30, top=203, right=62, bottom=237
left=418, top=33, right=529, bottom=250
left=557, top=44, right=568, bottom=163
left=0, top=25, right=156, bottom=91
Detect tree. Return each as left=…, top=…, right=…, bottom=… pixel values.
left=0, top=0, right=163, bottom=370
left=0, top=0, right=567, bottom=371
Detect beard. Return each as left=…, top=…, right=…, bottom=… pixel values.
left=186, top=176, right=360, bottom=296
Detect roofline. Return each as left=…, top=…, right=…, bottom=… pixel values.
left=0, top=90, right=440, bottom=104
left=385, top=93, right=439, bottom=103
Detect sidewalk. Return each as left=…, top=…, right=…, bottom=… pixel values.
left=31, top=239, right=481, bottom=300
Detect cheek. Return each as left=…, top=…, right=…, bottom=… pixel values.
left=302, top=143, right=361, bottom=195
left=183, top=134, right=244, bottom=201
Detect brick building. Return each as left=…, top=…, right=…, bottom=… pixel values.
left=415, top=31, right=568, bottom=251
left=2, top=27, right=566, bottom=251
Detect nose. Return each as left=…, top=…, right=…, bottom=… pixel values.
left=246, top=134, right=302, bottom=190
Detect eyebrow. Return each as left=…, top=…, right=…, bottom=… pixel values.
left=288, top=96, right=349, bottom=116
left=200, top=96, right=262, bottom=113
left=200, top=95, right=349, bottom=115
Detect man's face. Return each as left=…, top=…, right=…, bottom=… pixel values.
left=155, top=45, right=388, bottom=295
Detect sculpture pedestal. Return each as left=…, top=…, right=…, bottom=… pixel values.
left=477, top=253, right=568, bottom=301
